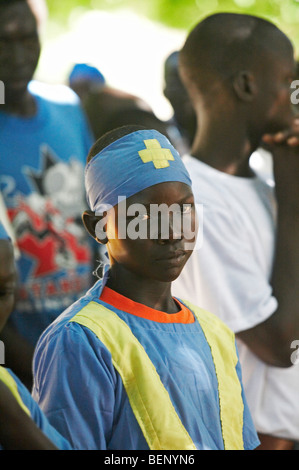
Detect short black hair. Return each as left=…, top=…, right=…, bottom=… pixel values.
left=180, top=13, right=293, bottom=92
left=86, top=125, right=147, bottom=163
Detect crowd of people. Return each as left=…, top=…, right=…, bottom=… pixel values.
left=1, top=0, right=299, bottom=451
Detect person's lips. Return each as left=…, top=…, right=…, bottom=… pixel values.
left=156, top=249, right=187, bottom=266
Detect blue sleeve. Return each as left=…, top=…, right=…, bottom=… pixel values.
left=32, top=322, right=120, bottom=450
left=8, top=371, right=72, bottom=450
left=76, top=103, right=94, bottom=154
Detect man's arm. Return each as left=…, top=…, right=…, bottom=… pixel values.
left=238, top=126, right=299, bottom=367
left=0, top=379, right=57, bottom=450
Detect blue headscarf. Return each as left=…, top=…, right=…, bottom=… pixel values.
left=69, top=63, right=105, bottom=86
left=85, top=129, right=192, bottom=214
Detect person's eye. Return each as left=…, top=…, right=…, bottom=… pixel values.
left=126, top=213, right=150, bottom=221
left=0, top=290, right=13, bottom=298
left=181, top=204, right=193, bottom=215
left=137, top=213, right=150, bottom=221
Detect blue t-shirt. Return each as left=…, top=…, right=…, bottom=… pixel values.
left=32, top=275, right=260, bottom=450
left=0, top=221, right=9, bottom=240
left=0, top=367, right=72, bottom=450
left=0, top=81, right=94, bottom=345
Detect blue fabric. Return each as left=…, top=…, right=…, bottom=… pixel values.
left=69, top=63, right=105, bottom=86
left=0, top=222, right=9, bottom=240
left=32, top=276, right=260, bottom=450
left=0, top=81, right=94, bottom=346
left=0, top=367, right=72, bottom=450
left=85, top=129, right=192, bottom=214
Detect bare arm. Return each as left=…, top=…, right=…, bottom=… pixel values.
left=238, top=124, right=299, bottom=367
left=0, top=379, right=57, bottom=450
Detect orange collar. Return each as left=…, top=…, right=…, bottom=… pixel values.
left=100, top=286, right=194, bottom=324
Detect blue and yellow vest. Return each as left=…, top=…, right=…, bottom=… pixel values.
left=70, top=299, right=244, bottom=450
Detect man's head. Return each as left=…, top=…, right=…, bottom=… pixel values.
left=69, top=63, right=106, bottom=100
left=0, top=0, right=41, bottom=104
left=83, top=125, right=197, bottom=282
left=180, top=13, right=295, bottom=135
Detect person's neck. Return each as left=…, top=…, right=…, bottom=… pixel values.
left=105, top=265, right=179, bottom=313
left=191, top=115, right=256, bottom=178
left=3, top=90, right=37, bottom=118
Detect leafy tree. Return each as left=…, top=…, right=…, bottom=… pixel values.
left=47, top=0, right=299, bottom=58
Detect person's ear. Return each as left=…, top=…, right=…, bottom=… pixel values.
left=82, top=210, right=108, bottom=244
left=232, top=71, right=257, bottom=102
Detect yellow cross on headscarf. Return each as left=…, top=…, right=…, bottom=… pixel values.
left=138, top=139, right=175, bottom=169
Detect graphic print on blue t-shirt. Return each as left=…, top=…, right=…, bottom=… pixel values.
left=0, top=82, right=94, bottom=344
left=1, top=145, right=92, bottom=335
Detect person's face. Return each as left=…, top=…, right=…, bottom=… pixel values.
left=0, top=1, right=40, bottom=102
left=255, top=45, right=296, bottom=134
left=0, top=240, right=17, bottom=332
left=104, top=182, right=197, bottom=283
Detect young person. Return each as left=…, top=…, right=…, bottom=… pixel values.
left=32, top=125, right=259, bottom=450
left=0, top=221, right=71, bottom=450
left=172, top=13, right=299, bottom=449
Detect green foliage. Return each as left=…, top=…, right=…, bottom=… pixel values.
left=46, top=0, right=299, bottom=53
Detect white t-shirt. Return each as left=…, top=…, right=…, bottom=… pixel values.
left=173, top=155, right=299, bottom=441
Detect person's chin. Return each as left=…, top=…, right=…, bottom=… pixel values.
left=5, top=80, right=30, bottom=100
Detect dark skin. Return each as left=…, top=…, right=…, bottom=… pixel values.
left=0, top=1, right=41, bottom=117
left=0, top=238, right=58, bottom=449
left=83, top=182, right=197, bottom=313
left=0, top=0, right=42, bottom=389
left=180, top=15, right=299, bottom=450
left=184, top=31, right=296, bottom=366
left=0, top=380, right=57, bottom=450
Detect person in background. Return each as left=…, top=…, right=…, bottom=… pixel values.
left=0, top=0, right=95, bottom=389
left=172, top=12, right=299, bottom=449
left=0, top=221, right=71, bottom=450
left=68, top=62, right=106, bottom=102
left=163, top=50, right=197, bottom=156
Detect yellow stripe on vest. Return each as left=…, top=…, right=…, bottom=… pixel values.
left=70, top=301, right=196, bottom=450
left=0, top=366, right=31, bottom=416
left=182, top=300, right=244, bottom=450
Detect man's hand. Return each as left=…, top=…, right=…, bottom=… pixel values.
left=262, top=117, right=299, bottom=147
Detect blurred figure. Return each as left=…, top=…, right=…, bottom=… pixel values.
left=82, top=84, right=154, bottom=139
left=173, top=13, right=299, bottom=449
left=0, top=221, right=72, bottom=450
left=69, top=62, right=106, bottom=101
left=68, top=61, right=174, bottom=145
left=0, top=0, right=94, bottom=388
left=163, top=51, right=197, bottom=155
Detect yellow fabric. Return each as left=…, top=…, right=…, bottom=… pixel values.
left=182, top=300, right=244, bottom=450
left=138, top=139, right=175, bottom=169
left=71, top=299, right=244, bottom=450
left=70, top=301, right=196, bottom=450
left=0, top=366, right=31, bottom=416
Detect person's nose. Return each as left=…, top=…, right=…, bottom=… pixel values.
left=157, top=213, right=182, bottom=245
